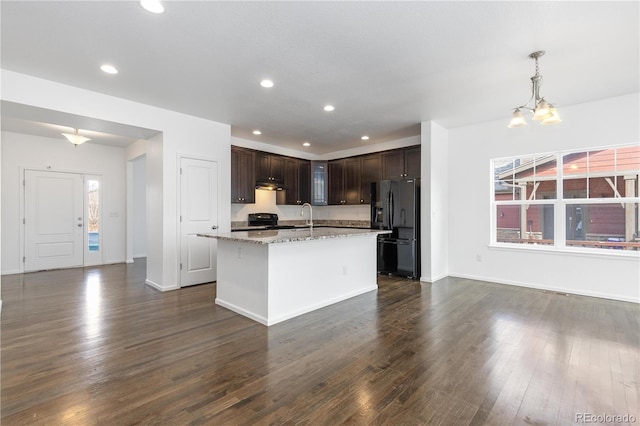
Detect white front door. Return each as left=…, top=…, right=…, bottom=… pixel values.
left=179, top=158, right=218, bottom=287
left=24, top=170, right=84, bottom=272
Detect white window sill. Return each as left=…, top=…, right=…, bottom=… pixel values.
left=488, top=242, right=640, bottom=260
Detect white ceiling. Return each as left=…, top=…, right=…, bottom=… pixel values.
left=1, top=1, right=638, bottom=154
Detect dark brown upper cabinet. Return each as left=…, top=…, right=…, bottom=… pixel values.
left=298, top=160, right=311, bottom=204
left=231, top=145, right=419, bottom=207
left=404, top=146, right=421, bottom=179
left=277, top=158, right=311, bottom=205
left=256, top=152, right=285, bottom=182
left=328, top=155, right=380, bottom=205
left=328, top=159, right=346, bottom=205
left=231, top=146, right=256, bottom=204
left=359, top=153, right=382, bottom=204
left=382, top=145, right=421, bottom=179
left=344, top=157, right=362, bottom=205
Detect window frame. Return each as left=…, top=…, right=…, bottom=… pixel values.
left=491, top=143, right=639, bottom=257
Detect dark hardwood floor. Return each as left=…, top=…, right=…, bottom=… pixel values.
left=2, top=259, right=638, bottom=425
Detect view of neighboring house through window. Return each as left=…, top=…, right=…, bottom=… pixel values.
left=492, top=144, right=639, bottom=253
left=87, top=179, right=100, bottom=252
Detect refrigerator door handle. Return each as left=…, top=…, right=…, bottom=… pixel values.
left=386, top=190, right=392, bottom=229
left=389, top=190, right=394, bottom=228
left=380, top=239, right=399, bottom=245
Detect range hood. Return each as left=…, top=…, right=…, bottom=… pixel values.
left=255, top=179, right=284, bottom=191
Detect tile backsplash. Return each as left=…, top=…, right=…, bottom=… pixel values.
left=231, top=190, right=370, bottom=222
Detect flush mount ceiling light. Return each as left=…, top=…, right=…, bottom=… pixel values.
left=252, top=130, right=262, bottom=135
left=302, top=142, right=311, bottom=147
left=323, top=105, right=335, bottom=112
left=361, top=135, right=370, bottom=141
left=140, top=0, right=164, bottom=14
left=100, top=64, right=118, bottom=74
left=260, top=79, right=274, bottom=88
left=62, top=128, right=91, bottom=146
left=508, top=51, right=561, bottom=128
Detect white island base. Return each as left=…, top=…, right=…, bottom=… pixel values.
left=215, top=230, right=379, bottom=326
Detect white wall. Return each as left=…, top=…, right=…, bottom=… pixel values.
left=125, top=139, right=148, bottom=263
left=446, top=93, right=640, bottom=303
left=420, top=121, right=449, bottom=282
left=1, top=131, right=127, bottom=273
left=132, top=156, right=147, bottom=258
left=2, top=70, right=231, bottom=290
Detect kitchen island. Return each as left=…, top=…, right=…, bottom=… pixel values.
left=198, top=227, right=390, bottom=326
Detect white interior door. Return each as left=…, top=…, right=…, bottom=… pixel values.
left=180, top=158, right=218, bottom=287
left=24, top=170, right=84, bottom=272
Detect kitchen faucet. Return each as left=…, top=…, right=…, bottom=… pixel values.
left=301, top=203, right=313, bottom=229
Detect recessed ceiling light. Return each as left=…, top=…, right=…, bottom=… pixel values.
left=361, top=135, right=370, bottom=141
left=140, top=0, right=164, bottom=14
left=260, top=79, right=274, bottom=88
left=303, top=142, right=311, bottom=147
left=252, top=130, right=262, bottom=135
left=100, top=64, right=118, bottom=74
left=323, top=105, right=335, bottom=112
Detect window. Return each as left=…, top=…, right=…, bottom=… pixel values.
left=492, top=144, right=639, bottom=253
left=87, top=179, right=100, bottom=252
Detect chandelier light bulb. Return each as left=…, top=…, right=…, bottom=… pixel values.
left=508, top=109, right=528, bottom=128
left=541, top=106, right=562, bottom=125
left=532, top=99, right=551, bottom=121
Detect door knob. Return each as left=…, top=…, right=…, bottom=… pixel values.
left=211, top=226, right=218, bottom=230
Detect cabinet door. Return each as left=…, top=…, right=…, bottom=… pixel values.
left=311, top=161, right=328, bottom=205
left=231, top=148, right=239, bottom=202
left=282, top=158, right=299, bottom=205
left=344, top=157, right=361, bottom=205
left=255, top=152, right=271, bottom=181
left=298, top=161, right=311, bottom=204
left=231, top=147, right=255, bottom=203
left=328, top=160, right=344, bottom=205
left=270, top=155, right=285, bottom=181
left=404, top=146, right=421, bottom=179
left=360, top=153, right=381, bottom=204
left=382, top=150, right=405, bottom=180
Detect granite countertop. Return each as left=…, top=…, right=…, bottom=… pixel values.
left=198, top=227, right=390, bottom=245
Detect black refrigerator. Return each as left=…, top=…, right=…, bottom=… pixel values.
left=371, top=179, right=420, bottom=279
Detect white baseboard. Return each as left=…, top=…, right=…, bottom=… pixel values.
left=420, top=273, right=448, bottom=283
left=215, top=298, right=268, bottom=325
left=448, top=272, right=640, bottom=304
left=145, top=279, right=179, bottom=292
left=217, top=286, right=377, bottom=326
left=1, top=269, right=22, bottom=276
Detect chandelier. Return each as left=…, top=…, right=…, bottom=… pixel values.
left=62, top=128, right=91, bottom=146
left=508, top=51, right=561, bottom=128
